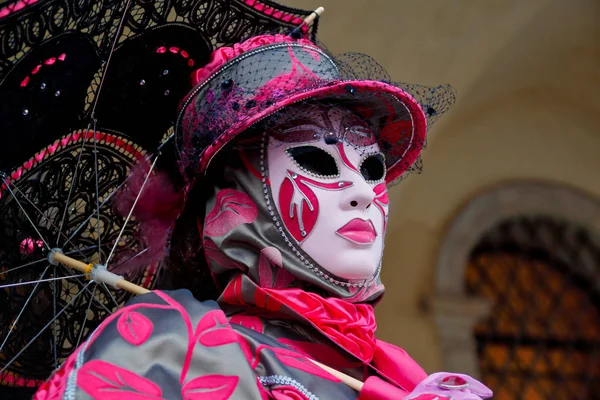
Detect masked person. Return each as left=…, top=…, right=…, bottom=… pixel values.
left=34, top=34, right=492, bottom=400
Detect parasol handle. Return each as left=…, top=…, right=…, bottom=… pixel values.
left=50, top=251, right=150, bottom=295
left=310, top=359, right=364, bottom=391
left=50, top=251, right=364, bottom=391
left=303, top=7, right=325, bottom=26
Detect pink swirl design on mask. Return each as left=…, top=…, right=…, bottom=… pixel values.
left=335, top=142, right=359, bottom=173
left=373, top=183, right=389, bottom=232
left=279, top=169, right=353, bottom=242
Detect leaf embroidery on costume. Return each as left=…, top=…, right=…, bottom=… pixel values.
left=78, top=360, right=163, bottom=399
left=117, top=310, right=153, bottom=346
left=181, top=375, right=239, bottom=400
left=197, top=310, right=238, bottom=347
left=230, top=315, right=264, bottom=333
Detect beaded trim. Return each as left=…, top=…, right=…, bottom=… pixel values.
left=64, top=327, right=91, bottom=400
left=261, top=132, right=379, bottom=288
left=357, top=151, right=387, bottom=185
left=259, top=375, right=319, bottom=400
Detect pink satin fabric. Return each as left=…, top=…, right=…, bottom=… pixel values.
left=264, top=288, right=378, bottom=363
left=264, top=287, right=428, bottom=394
left=358, top=376, right=409, bottom=400
left=222, top=280, right=427, bottom=394
left=372, top=340, right=427, bottom=393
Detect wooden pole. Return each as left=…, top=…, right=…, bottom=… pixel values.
left=310, top=359, right=364, bottom=391
left=50, top=250, right=364, bottom=391
left=51, top=252, right=150, bottom=295
left=303, top=6, right=325, bottom=26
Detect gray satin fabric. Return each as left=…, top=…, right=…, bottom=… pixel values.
left=65, top=290, right=358, bottom=399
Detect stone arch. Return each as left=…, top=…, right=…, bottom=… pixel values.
left=430, top=181, right=600, bottom=377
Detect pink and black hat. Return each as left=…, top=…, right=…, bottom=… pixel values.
left=175, top=34, right=456, bottom=185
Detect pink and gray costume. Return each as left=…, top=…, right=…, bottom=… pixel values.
left=34, top=35, right=492, bottom=399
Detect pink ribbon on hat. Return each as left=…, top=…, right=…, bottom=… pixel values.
left=191, top=34, right=315, bottom=86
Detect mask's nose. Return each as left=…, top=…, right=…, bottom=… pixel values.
left=341, top=178, right=375, bottom=211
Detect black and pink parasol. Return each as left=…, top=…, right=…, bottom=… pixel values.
left=0, top=0, right=319, bottom=395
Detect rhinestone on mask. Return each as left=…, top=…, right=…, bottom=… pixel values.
left=439, top=375, right=469, bottom=390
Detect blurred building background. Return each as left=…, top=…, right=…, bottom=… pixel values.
left=283, top=0, right=600, bottom=398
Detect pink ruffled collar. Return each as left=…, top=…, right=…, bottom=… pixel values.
left=220, top=275, right=377, bottom=363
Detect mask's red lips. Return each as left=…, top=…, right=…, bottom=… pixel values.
left=336, top=218, right=377, bottom=245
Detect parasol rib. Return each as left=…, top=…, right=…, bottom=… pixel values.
left=0, top=281, right=94, bottom=375
left=92, top=121, right=102, bottom=264
left=0, top=274, right=86, bottom=289
left=75, top=285, right=98, bottom=349
left=0, top=258, right=48, bottom=276
left=101, top=282, right=122, bottom=309
left=0, top=266, right=50, bottom=352
left=5, top=180, right=93, bottom=263
left=0, top=176, right=51, bottom=250
left=105, top=156, right=159, bottom=267
left=56, top=126, right=91, bottom=247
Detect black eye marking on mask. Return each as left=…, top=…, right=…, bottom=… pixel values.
left=285, top=145, right=340, bottom=178
left=359, top=153, right=386, bottom=182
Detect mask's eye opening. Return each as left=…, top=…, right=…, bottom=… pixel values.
left=360, top=153, right=386, bottom=182
left=285, top=146, right=340, bottom=177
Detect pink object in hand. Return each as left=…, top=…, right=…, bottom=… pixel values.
left=406, top=372, right=493, bottom=400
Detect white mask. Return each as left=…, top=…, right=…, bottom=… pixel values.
left=267, top=104, right=389, bottom=280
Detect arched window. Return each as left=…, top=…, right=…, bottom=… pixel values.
left=432, top=183, right=600, bottom=394
left=466, top=216, right=600, bottom=399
